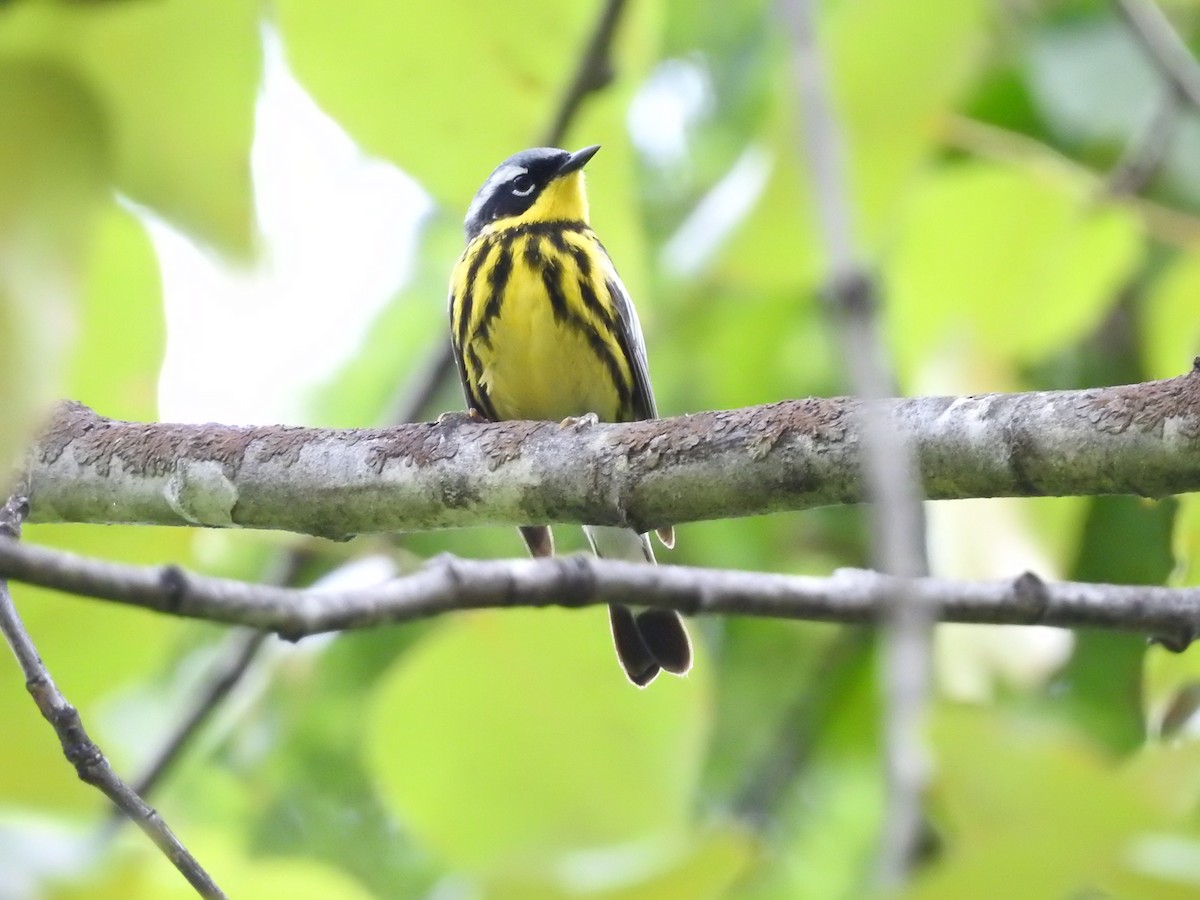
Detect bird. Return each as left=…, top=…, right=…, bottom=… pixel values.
left=448, top=144, right=692, bottom=686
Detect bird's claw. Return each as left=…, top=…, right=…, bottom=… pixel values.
left=559, top=412, right=600, bottom=430
left=437, top=408, right=486, bottom=426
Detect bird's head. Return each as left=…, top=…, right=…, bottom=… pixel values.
left=463, top=145, right=600, bottom=240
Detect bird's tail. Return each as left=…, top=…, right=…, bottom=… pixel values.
left=584, top=525, right=692, bottom=687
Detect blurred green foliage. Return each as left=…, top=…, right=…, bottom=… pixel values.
left=1, top=0, right=1200, bottom=897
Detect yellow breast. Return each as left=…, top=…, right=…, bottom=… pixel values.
left=451, top=226, right=632, bottom=423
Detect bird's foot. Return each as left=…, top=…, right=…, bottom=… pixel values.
left=559, top=412, right=600, bottom=430
left=437, top=408, right=487, bottom=426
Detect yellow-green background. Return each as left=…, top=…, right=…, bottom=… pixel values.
left=3, top=0, right=1200, bottom=897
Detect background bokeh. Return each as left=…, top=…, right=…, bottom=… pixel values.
left=3, top=0, right=1200, bottom=897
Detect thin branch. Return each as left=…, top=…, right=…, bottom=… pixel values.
left=1104, top=83, right=1181, bottom=198
left=23, top=370, right=1200, bottom=536
left=105, top=629, right=268, bottom=834
left=108, top=544, right=320, bottom=825
left=0, top=497, right=225, bottom=899
left=944, top=116, right=1200, bottom=248
left=1104, top=1, right=1200, bottom=199
left=0, top=542, right=1198, bottom=648
left=1114, top=0, right=1200, bottom=111
left=732, top=627, right=873, bottom=827
left=541, top=0, right=628, bottom=146
left=387, top=0, right=631, bottom=426
left=783, top=0, right=929, bottom=882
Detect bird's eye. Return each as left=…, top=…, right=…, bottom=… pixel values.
left=511, top=175, right=535, bottom=197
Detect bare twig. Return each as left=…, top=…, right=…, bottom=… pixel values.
left=783, top=0, right=930, bottom=883
left=106, top=629, right=268, bottom=832
left=105, top=546, right=323, bottom=831
left=1104, top=0, right=1200, bottom=199
left=1104, top=84, right=1181, bottom=197
left=540, top=0, right=627, bottom=146
left=387, top=0, right=631, bottom=426
left=944, top=116, right=1200, bottom=248
left=1114, top=0, right=1200, bottom=111
left=0, top=542, right=1197, bottom=647
left=732, top=627, right=873, bottom=827
left=0, top=497, right=225, bottom=899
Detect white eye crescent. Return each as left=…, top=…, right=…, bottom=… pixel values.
left=511, top=176, right=535, bottom=196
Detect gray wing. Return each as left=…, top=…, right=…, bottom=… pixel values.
left=604, top=259, right=677, bottom=549
left=604, top=270, right=658, bottom=421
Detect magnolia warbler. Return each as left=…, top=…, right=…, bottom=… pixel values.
left=448, top=145, right=692, bottom=686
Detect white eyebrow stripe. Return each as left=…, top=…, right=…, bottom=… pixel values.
left=489, top=164, right=528, bottom=186
left=465, top=164, right=529, bottom=227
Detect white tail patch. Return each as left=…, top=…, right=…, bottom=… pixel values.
left=584, top=525, right=655, bottom=564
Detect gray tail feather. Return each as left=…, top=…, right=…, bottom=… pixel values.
left=609, top=605, right=692, bottom=686
left=634, top=608, right=692, bottom=675
left=519, top=525, right=554, bottom=558
left=609, top=605, right=660, bottom=687
left=584, top=525, right=655, bottom=563
left=586, top=525, right=693, bottom=687
left=656, top=525, right=675, bottom=549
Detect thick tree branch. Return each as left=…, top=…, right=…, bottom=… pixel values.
left=0, top=497, right=224, bottom=899
left=0, top=539, right=1197, bottom=648
left=23, top=369, right=1200, bottom=537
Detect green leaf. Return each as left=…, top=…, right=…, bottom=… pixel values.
left=224, top=626, right=441, bottom=898
left=482, top=824, right=756, bottom=899
left=68, top=206, right=164, bottom=421
left=0, top=0, right=261, bottom=253
left=826, top=0, right=987, bottom=240
left=0, top=172, right=184, bottom=813
left=1026, top=16, right=1157, bottom=150
left=367, top=607, right=711, bottom=872
left=716, top=0, right=987, bottom=291
left=276, top=0, right=596, bottom=206
left=732, top=637, right=881, bottom=900
left=1169, top=492, right=1200, bottom=590
left=912, top=708, right=1158, bottom=899
left=0, top=60, right=107, bottom=473
left=0, top=524, right=190, bottom=811
left=885, top=162, right=1143, bottom=381
left=1025, top=15, right=1200, bottom=210
left=780, top=649, right=884, bottom=900
left=705, top=622, right=868, bottom=807
left=1052, top=496, right=1175, bottom=753
left=1124, top=741, right=1200, bottom=823
left=1143, top=252, right=1200, bottom=382
left=50, top=834, right=377, bottom=900
left=0, top=117, right=179, bottom=809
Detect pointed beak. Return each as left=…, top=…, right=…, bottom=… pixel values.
left=557, top=144, right=600, bottom=176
